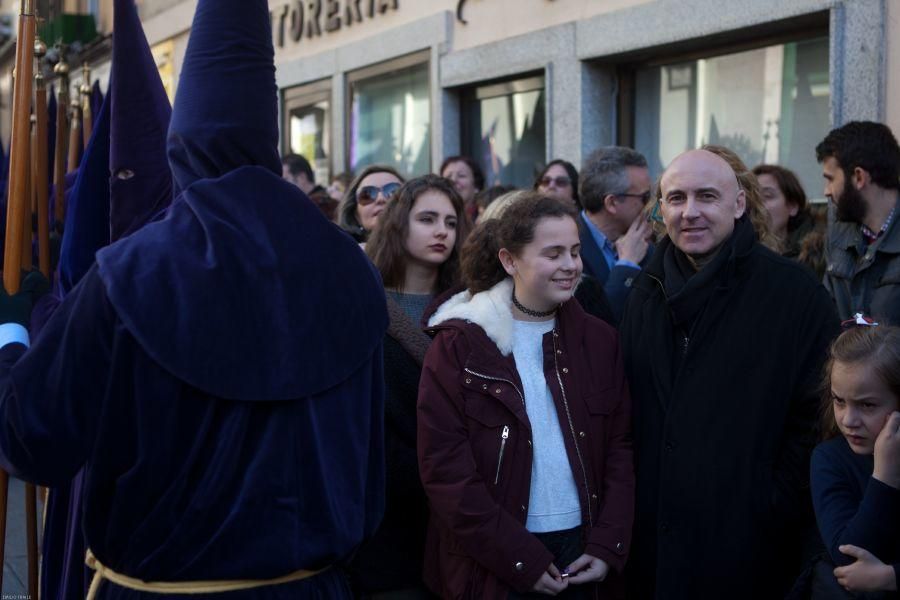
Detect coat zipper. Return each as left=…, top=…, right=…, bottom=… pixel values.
left=552, top=331, right=594, bottom=527
left=494, top=425, right=510, bottom=485
left=463, top=368, right=526, bottom=411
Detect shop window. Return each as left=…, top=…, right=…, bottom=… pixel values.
left=628, top=36, right=830, bottom=199
left=348, top=52, right=431, bottom=178
left=461, top=74, right=545, bottom=189
left=282, top=79, right=331, bottom=185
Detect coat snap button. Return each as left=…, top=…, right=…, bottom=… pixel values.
left=557, top=349, right=562, bottom=354
left=515, top=561, right=525, bottom=572
left=591, top=493, right=598, bottom=500
left=562, top=367, right=569, bottom=374
left=616, top=542, right=624, bottom=552
left=482, top=384, right=488, bottom=390
left=465, top=378, right=472, bottom=384
left=527, top=440, right=532, bottom=447
left=520, top=505, right=526, bottom=512
left=495, top=388, right=502, bottom=394
left=579, top=431, right=586, bottom=438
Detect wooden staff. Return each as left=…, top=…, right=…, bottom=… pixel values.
left=67, top=95, right=82, bottom=173
left=34, top=38, right=49, bottom=277
left=0, top=0, right=37, bottom=589
left=21, top=115, right=32, bottom=271
left=80, top=62, right=92, bottom=148
left=53, top=52, right=70, bottom=224
left=26, top=35, right=48, bottom=600
left=4, top=0, right=36, bottom=291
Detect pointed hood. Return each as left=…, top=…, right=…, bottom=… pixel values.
left=90, top=80, right=103, bottom=120
left=166, top=0, right=279, bottom=191
left=58, top=91, right=111, bottom=295
left=96, top=0, right=387, bottom=401
left=109, top=0, right=174, bottom=241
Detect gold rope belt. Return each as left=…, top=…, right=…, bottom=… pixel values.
left=85, top=549, right=328, bottom=598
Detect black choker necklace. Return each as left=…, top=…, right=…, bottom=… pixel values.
left=512, top=290, right=558, bottom=318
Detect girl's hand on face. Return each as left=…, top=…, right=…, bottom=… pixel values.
left=531, top=563, right=568, bottom=596
left=564, top=553, right=610, bottom=584
left=835, top=545, right=898, bottom=592
left=873, top=411, right=900, bottom=490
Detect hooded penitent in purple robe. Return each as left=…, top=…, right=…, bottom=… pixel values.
left=108, top=0, right=173, bottom=242
left=0, top=0, right=387, bottom=598
left=39, top=78, right=111, bottom=600
left=58, top=91, right=110, bottom=295
left=40, top=3, right=177, bottom=595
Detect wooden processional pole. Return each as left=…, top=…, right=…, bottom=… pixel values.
left=0, top=0, right=37, bottom=587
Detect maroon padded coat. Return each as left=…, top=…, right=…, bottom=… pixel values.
left=417, top=278, right=634, bottom=600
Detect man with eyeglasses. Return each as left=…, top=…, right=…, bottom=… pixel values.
left=578, top=146, right=654, bottom=322
left=619, top=148, right=839, bottom=600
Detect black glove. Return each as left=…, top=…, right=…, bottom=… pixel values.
left=0, top=270, right=51, bottom=327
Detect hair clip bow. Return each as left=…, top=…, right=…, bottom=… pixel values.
left=841, top=313, right=879, bottom=329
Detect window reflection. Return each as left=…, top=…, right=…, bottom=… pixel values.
left=350, top=63, right=430, bottom=178
left=634, top=37, right=830, bottom=199
left=464, top=76, right=546, bottom=188
left=289, top=100, right=330, bottom=184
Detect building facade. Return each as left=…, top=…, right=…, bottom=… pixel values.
left=4, top=0, right=899, bottom=197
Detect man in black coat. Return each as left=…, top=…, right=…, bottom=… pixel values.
left=620, top=149, right=839, bottom=599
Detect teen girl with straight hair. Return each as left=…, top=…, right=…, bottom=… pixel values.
left=349, top=175, right=469, bottom=598
left=417, top=192, right=634, bottom=599
left=810, top=323, right=900, bottom=598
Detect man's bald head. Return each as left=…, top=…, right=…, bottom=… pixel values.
left=658, top=149, right=747, bottom=266
left=662, top=149, right=742, bottom=196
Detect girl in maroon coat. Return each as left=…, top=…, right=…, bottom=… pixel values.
left=417, top=193, right=634, bottom=599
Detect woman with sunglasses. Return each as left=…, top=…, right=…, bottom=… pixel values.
left=348, top=175, right=470, bottom=599
left=535, top=160, right=580, bottom=208
left=337, top=165, right=405, bottom=243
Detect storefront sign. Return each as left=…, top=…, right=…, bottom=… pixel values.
left=272, top=0, right=400, bottom=49
left=456, top=0, right=556, bottom=25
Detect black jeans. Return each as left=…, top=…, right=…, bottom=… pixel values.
left=508, top=526, right=590, bottom=600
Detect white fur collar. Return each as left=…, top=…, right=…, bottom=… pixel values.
left=428, top=278, right=516, bottom=355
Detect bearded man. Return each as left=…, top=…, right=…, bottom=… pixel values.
left=819, top=121, right=900, bottom=324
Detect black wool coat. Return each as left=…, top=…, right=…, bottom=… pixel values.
left=347, top=298, right=433, bottom=595
left=619, top=222, right=839, bottom=600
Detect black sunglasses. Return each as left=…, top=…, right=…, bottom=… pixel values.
left=357, top=182, right=402, bottom=206
left=539, top=175, right=571, bottom=187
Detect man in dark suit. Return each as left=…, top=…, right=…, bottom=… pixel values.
left=578, top=146, right=653, bottom=321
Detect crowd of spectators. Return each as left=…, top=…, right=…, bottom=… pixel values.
left=282, top=120, right=900, bottom=600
